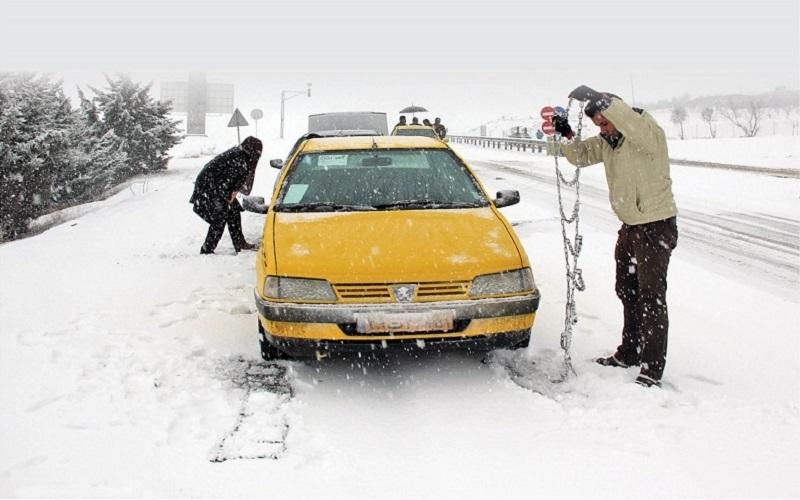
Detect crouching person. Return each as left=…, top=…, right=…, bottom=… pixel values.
left=190, top=136, right=262, bottom=254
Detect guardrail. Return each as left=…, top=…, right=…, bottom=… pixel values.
left=448, top=135, right=548, bottom=153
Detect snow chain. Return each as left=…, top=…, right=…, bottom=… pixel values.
left=554, top=99, right=586, bottom=379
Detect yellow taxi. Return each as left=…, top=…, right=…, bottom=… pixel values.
left=391, top=124, right=444, bottom=141
left=255, top=135, right=539, bottom=359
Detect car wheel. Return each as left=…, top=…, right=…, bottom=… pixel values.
left=509, top=330, right=531, bottom=350
left=258, top=320, right=290, bottom=361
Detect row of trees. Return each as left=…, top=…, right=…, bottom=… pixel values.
left=0, top=73, right=182, bottom=241
left=670, top=99, right=797, bottom=139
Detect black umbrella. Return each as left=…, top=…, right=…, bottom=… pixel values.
left=399, top=105, right=428, bottom=116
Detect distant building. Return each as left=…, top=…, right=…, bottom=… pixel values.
left=159, top=73, right=234, bottom=135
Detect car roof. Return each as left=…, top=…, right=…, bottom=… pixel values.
left=298, top=135, right=448, bottom=153
left=394, top=125, right=435, bottom=129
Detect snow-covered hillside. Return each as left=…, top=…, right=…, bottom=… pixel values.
left=1, top=135, right=798, bottom=497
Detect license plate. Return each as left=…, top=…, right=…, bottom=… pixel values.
left=355, top=310, right=456, bottom=334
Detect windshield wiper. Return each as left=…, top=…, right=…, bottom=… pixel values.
left=372, top=200, right=486, bottom=210
left=278, top=202, right=377, bottom=212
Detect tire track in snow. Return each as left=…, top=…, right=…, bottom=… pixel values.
left=211, top=359, right=294, bottom=462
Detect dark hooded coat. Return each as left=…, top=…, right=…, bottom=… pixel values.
left=189, top=145, right=258, bottom=224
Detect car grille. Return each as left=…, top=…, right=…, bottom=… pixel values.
left=333, top=281, right=470, bottom=302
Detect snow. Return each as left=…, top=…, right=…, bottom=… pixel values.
left=666, top=135, right=800, bottom=168
left=1, top=133, right=799, bottom=497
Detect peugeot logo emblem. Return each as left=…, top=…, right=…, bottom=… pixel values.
left=392, top=285, right=416, bottom=303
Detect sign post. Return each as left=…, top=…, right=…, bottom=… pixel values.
left=250, top=109, right=264, bottom=138
left=227, top=108, right=249, bottom=144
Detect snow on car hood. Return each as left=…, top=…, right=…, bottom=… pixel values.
left=272, top=207, right=523, bottom=283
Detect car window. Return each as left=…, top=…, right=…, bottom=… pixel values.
left=394, top=128, right=438, bottom=138
left=275, top=149, right=489, bottom=211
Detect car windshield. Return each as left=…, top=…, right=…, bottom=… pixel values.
left=394, top=127, right=438, bottom=138
left=275, top=149, right=489, bottom=212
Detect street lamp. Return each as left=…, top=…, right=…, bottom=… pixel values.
left=280, top=82, right=312, bottom=139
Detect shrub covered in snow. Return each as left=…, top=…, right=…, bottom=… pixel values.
left=0, top=73, right=183, bottom=241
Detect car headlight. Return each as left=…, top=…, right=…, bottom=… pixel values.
left=263, top=276, right=337, bottom=301
left=469, top=268, right=536, bottom=297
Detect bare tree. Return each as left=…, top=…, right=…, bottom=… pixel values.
left=718, top=99, right=765, bottom=137
left=778, top=99, right=799, bottom=136
left=700, top=107, right=717, bottom=138
left=670, top=106, right=688, bottom=139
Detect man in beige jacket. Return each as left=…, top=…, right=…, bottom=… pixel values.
left=553, top=85, right=678, bottom=388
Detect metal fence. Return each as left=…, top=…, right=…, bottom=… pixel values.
left=448, top=135, right=549, bottom=154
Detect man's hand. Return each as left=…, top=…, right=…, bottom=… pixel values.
left=553, top=115, right=574, bottom=139
left=568, top=85, right=602, bottom=102
left=228, top=191, right=238, bottom=204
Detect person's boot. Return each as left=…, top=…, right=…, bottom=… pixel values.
left=234, top=241, right=258, bottom=252
left=200, top=246, right=215, bottom=255
left=634, top=373, right=662, bottom=388
left=595, top=354, right=632, bottom=368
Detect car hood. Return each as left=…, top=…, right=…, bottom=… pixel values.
left=272, top=208, right=523, bottom=283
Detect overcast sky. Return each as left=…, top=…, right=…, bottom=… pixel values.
left=1, top=0, right=798, bottom=134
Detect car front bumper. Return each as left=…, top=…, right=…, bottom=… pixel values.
left=255, top=289, right=539, bottom=354
left=255, top=290, right=539, bottom=324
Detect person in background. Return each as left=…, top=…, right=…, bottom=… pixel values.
left=433, top=117, right=447, bottom=139
left=190, top=136, right=263, bottom=254
left=553, top=85, right=678, bottom=388
left=411, top=116, right=421, bottom=125
left=393, top=115, right=407, bottom=130
left=422, top=118, right=433, bottom=127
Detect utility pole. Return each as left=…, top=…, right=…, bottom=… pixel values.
left=280, top=83, right=312, bottom=139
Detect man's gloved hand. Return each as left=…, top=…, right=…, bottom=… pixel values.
left=568, top=85, right=602, bottom=102
left=570, top=85, right=612, bottom=115
left=552, top=115, right=574, bottom=139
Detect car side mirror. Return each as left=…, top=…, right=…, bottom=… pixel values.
left=269, top=159, right=284, bottom=169
left=494, top=190, right=520, bottom=208
left=241, top=195, right=268, bottom=214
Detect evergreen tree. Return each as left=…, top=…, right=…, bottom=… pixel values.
left=62, top=89, right=128, bottom=200
left=88, top=75, right=181, bottom=179
left=0, top=73, right=74, bottom=238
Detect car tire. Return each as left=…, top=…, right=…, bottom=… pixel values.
left=509, top=330, right=531, bottom=350
left=258, top=320, right=290, bottom=361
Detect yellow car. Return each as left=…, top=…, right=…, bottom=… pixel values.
left=391, top=124, right=445, bottom=141
left=255, top=135, right=539, bottom=359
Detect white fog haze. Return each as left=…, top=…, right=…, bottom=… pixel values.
left=2, top=0, right=798, bottom=135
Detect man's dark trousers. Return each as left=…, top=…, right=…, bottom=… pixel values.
left=201, top=202, right=248, bottom=253
left=613, top=217, right=678, bottom=380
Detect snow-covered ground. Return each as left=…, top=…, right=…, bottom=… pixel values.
left=1, top=134, right=798, bottom=497
left=666, top=135, right=799, bottom=168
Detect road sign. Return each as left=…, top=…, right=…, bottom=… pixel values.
left=228, top=108, right=249, bottom=127
left=228, top=108, right=249, bottom=144
left=536, top=129, right=544, bottom=140
left=554, top=106, right=566, bottom=117
left=540, top=106, right=556, bottom=136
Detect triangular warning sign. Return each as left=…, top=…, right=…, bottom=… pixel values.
left=227, top=108, right=249, bottom=127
